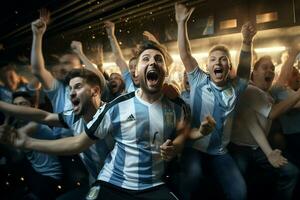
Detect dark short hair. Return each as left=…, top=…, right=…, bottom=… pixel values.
left=65, top=68, right=103, bottom=91
left=12, top=91, right=33, bottom=105
left=136, top=40, right=173, bottom=73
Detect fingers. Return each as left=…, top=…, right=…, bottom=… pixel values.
left=39, top=8, right=50, bottom=24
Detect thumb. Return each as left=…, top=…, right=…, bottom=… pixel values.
left=161, top=139, right=173, bottom=147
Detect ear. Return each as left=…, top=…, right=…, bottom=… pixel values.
left=91, top=85, right=101, bottom=97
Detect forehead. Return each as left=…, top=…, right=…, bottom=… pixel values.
left=69, top=77, right=85, bottom=86
left=258, top=59, right=274, bottom=68
left=110, top=73, right=122, bottom=79
left=209, top=50, right=228, bottom=58
left=140, top=49, right=164, bottom=58
left=60, top=54, right=79, bottom=62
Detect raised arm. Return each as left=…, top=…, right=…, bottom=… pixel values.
left=236, top=22, right=257, bottom=81
left=104, top=21, right=128, bottom=74
left=175, top=3, right=198, bottom=73
left=71, top=41, right=107, bottom=91
left=0, top=101, right=62, bottom=127
left=268, top=87, right=300, bottom=119
left=276, top=47, right=300, bottom=86
left=241, top=109, right=287, bottom=168
left=30, top=9, right=55, bottom=90
left=0, top=124, right=94, bottom=156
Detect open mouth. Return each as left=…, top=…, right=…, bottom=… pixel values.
left=214, top=68, right=223, bottom=78
left=265, top=76, right=273, bottom=82
left=110, top=82, right=118, bottom=89
left=146, top=69, right=159, bottom=86
left=71, top=98, right=80, bottom=111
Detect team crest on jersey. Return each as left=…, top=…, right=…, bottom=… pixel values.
left=86, top=185, right=100, bottom=200
left=224, top=87, right=233, bottom=97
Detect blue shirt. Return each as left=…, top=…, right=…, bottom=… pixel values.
left=25, top=124, right=62, bottom=179
left=85, top=90, right=188, bottom=190
left=0, top=84, right=29, bottom=103
left=44, top=79, right=74, bottom=137
left=122, top=70, right=138, bottom=93
left=58, top=108, right=114, bottom=182
left=188, top=67, right=247, bottom=155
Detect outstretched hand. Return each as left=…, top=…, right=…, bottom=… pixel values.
left=0, top=118, right=27, bottom=148
left=175, top=3, right=195, bottom=23
left=267, top=149, right=288, bottom=168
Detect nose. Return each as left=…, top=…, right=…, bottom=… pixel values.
left=149, top=57, right=157, bottom=66
left=70, top=89, right=76, bottom=99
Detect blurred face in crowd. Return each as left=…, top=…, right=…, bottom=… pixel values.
left=129, top=58, right=139, bottom=86
left=58, top=54, right=82, bottom=80
left=207, top=50, right=231, bottom=87
left=252, top=58, right=275, bottom=91
left=2, top=68, right=20, bottom=91
left=109, top=73, right=124, bottom=95
left=137, top=49, right=166, bottom=94
left=288, top=67, right=300, bottom=91
left=183, top=71, right=190, bottom=91
left=13, top=96, right=31, bottom=107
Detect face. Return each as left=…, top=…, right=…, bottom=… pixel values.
left=207, top=50, right=231, bottom=87
left=288, top=67, right=300, bottom=90
left=109, top=73, right=124, bottom=94
left=59, top=54, right=81, bottom=80
left=3, top=69, right=19, bottom=91
left=69, top=77, right=93, bottom=116
left=252, top=59, right=275, bottom=91
left=137, top=49, right=166, bottom=94
left=129, top=58, right=139, bottom=86
left=13, top=96, right=31, bottom=107
left=183, top=71, right=190, bottom=91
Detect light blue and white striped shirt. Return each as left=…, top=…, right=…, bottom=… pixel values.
left=58, top=108, right=114, bottom=182
left=122, top=70, right=138, bottom=93
left=85, top=89, right=188, bottom=190
left=44, top=79, right=74, bottom=137
left=188, top=67, right=247, bottom=155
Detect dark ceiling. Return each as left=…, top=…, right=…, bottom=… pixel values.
left=0, top=0, right=207, bottom=63
left=0, top=0, right=298, bottom=64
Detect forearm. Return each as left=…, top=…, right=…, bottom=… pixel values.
left=0, top=101, right=60, bottom=126
left=177, top=21, right=197, bottom=72
left=25, top=136, right=88, bottom=156
left=243, top=110, right=272, bottom=156
left=107, top=34, right=128, bottom=73
left=236, top=42, right=252, bottom=81
left=30, top=35, right=54, bottom=89
left=277, top=51, right=298, bottom=86
left=269, top=93, right=300, bottom=119
left=31, top=35, right=46, bottom=76
left=172, top=133, right=186, bottom=154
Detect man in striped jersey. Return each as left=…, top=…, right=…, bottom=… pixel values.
left=176, top=3, right=256, bottom=200
left=0, top=69, right=113, bottom=198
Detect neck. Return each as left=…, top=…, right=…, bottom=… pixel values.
left=83, top=99, right=102, bottom=122
left=138, top=89, right=161, bottom=103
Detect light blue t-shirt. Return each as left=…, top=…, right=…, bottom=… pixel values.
left=44, top=79, right=74, bottom=137
left=58, top=108, right=114, bottom=182
left=188, top=67, right=247, bottom=155
left=122, top=70, right=138, bottom=93
left=85, top=90, right=188, bottom=190
left=25, top=124, right=62, bottom=179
